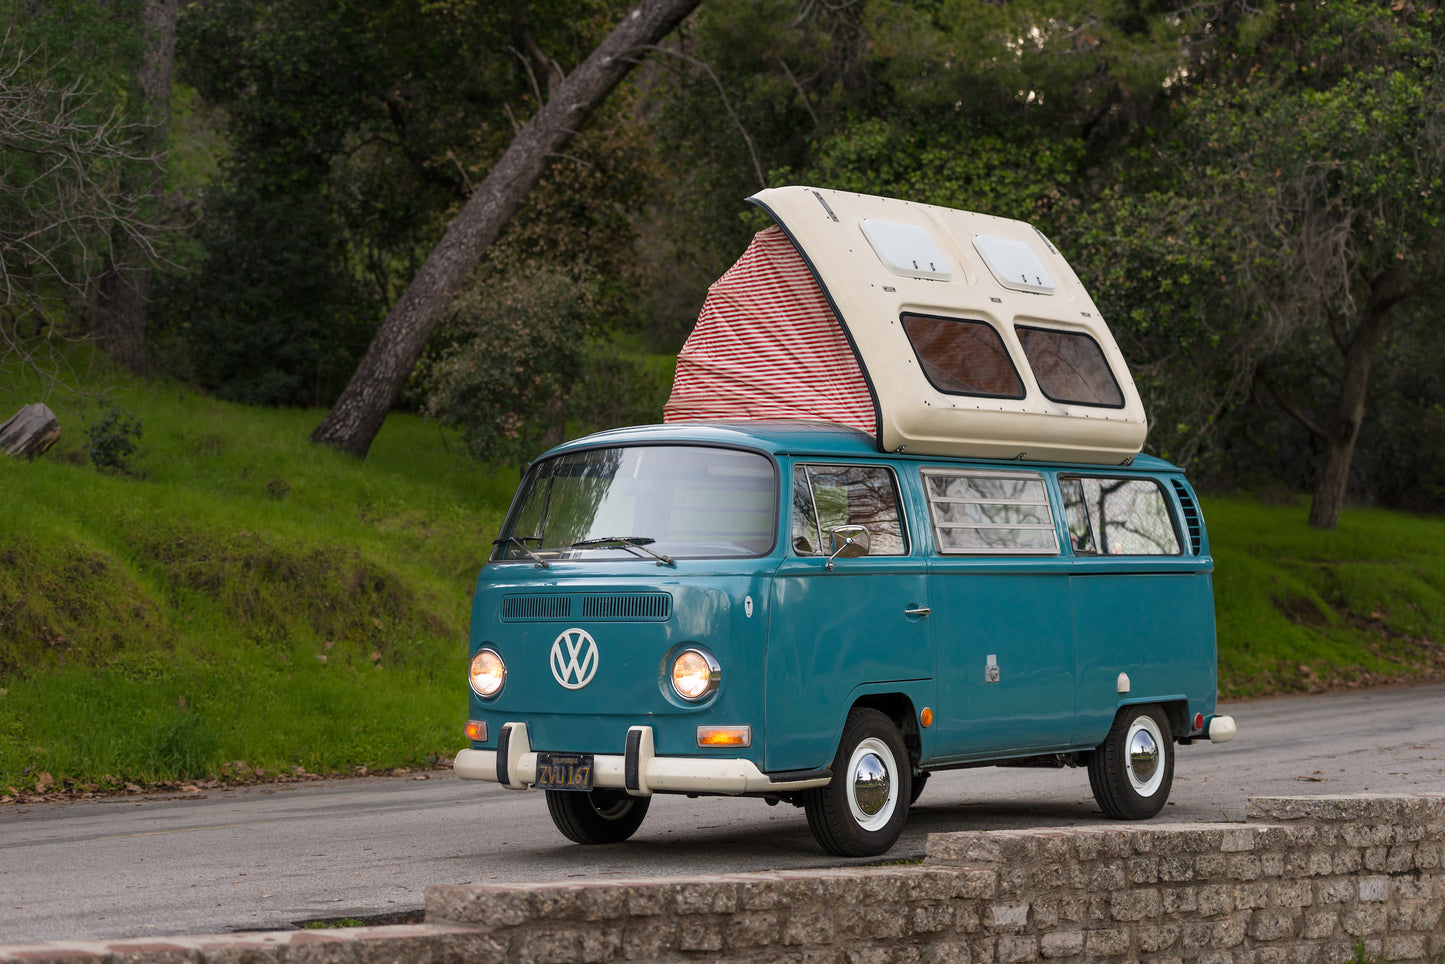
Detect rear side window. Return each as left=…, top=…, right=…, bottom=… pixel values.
left=1015, top=326, right=1125, bottom=407
left=792, top=464, right=907, bottom=555
left=922, top=468, right=1058, bottom=554
left=1060, top=477, right=1180, bottom=555
left=901, top=314, right=1025, bottom=399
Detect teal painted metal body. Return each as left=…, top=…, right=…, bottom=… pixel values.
left=458, top=420, right=1223, bottom=802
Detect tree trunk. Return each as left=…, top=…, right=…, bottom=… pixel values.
left=310, top=0, right=701, bottom=458
left=94, top=0, right=177, bottom=375
left=0, top=403, right=61, bottom=458
left=1307, top=268, right=1409, bottom=529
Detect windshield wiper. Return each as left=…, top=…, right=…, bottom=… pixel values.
left=492, top=536, right=549, bottom=569
left=569, top=536, right=676, bottom=567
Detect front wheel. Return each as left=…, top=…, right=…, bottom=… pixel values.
left=545, top=788, right=650, bottom=844
left=804, top=708, right=911, bottom=857
left=1088, top=704, right=1174, bottom=820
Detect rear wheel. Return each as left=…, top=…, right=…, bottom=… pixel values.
left=545, top=788, right=650, bottom=844
left=804, top=708, right=911, bottom=857
left=1088, top=704, right=1174, bottom=820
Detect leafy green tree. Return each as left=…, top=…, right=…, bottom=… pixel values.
left=167, top=0, right=466, bottom=404
left=643, top=0, right=1267, bottom=346
left=309, top=0, right=701, bottom=457
left=169, top=0, right=688, bottom=429
left=1070, top=3, right=1445, bottom=527
left=425, top=265, right=594, bottom=469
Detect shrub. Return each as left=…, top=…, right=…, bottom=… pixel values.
left=84, top=402, right=143, bottom=473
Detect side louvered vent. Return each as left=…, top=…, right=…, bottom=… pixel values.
left=581, top=593, right=672, bottom=621
left=1171, top=480, right=1203, bottom=555
left=500, top=594, right=571, bottom=621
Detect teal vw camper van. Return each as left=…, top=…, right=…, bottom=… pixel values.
left=453, top=187, right=1236, bottom=857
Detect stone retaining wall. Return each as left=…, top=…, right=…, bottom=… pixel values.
left=3, top=795, right=1441, bottom=963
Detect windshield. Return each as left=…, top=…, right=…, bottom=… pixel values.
left=492, top=445, right=778, bottom=562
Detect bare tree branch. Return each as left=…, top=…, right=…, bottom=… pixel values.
left=1256, top=368, right=1327, bottom=441
left=0, top=34, right=165, bottom=400
left=771, top=52, right=819, bottom=128
left=632, top=43, right=767, bottom=190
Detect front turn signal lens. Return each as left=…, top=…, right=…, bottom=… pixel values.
left=464, top=720, right=488, bottom=742
left=469, top=649, right=506, bottom=698
left=670, top=648, right=720, bottom=702
left=697, top=725, right=751, bottom=748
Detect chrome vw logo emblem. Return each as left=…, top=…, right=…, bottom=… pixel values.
left=550, top=628, right=599, bottom=689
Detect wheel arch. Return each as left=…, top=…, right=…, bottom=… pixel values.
left=850, top=691, right=922, bottom=767
left=1116, top=696, right=1192, bottom=742
left=1158, top=698, right=1192, bottom=741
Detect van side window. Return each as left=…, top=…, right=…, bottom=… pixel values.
left=1059, top=477, right=1181, bottom=555
left=901, top=314, right=1026, bottom=399
left=792, top=465, right=907, bottom=555
left=1015, top=326, right=1125, bottom=407
left=922, top=469, right=1058, bottom=554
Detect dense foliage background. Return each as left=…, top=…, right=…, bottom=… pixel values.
left=6, top=0, right=1444, bottom=513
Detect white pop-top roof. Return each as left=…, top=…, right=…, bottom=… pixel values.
left=665, top=186, right=1147, bottom=465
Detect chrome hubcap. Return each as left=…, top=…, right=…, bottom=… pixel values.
left=1124, top=714, right=1166, bottom=797
left=845, top=736, right=899, bottom=831
left=1128, top=729, right=1159, bottom=783
left=852, top=752, right=890, bottom=817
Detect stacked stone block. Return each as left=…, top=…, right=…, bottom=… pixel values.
left=419, top=795, right=1444, bottom=964
left=1, top=795, right=1441, bottom=963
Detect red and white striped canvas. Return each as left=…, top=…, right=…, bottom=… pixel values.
left=664, top=226, right=877, bottom=436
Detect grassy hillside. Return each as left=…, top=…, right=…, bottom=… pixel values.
left=1, top=367, right=517, bottom=794
left=1208, top=497, right=1445, bottom=698
left=1, top=365, right=1442, bottom=795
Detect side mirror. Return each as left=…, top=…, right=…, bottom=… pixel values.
left=826, top=525, right=871, bottom=570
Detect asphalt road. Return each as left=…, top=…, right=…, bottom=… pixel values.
left=2, top=684, right=1443, bottom=944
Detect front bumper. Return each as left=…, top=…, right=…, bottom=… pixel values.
left=453, top=722, right=831, bottom=797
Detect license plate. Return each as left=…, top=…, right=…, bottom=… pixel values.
left=534, top=752, right=594, bottom=791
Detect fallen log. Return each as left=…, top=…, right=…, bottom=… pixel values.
left=0, top=402, right=61, bottom=458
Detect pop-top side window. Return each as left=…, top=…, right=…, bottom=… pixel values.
left=1015, top=326, right=1125, bottom=408
left=1059, top=477, right=1181, bottom=555
left=792, top=464, right=907, bottom=556
left=901, top=314, right=1026, bottom=399
left=922, top=468, right=1058, bottom=554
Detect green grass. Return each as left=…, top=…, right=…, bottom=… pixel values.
left=1, top=356, right=1443, bottom=792
left=1209, top=495, right=1445, bottom=699
left=1, top=358, right=517, bottom=793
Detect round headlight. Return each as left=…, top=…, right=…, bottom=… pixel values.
left=469, top=649, right=506, bottom=698
left=670, top=648, right=720, bottom=702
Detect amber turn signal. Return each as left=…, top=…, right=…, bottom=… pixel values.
left=696, top=725, right=751, bottom=748
left=464, top=720, right=488, bottom=742
left=920, top=707, right=933, bottom=728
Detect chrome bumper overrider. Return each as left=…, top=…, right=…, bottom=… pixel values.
left=453, top=722, right=831, bottom=796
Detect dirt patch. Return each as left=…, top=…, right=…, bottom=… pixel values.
left=128, top=525, right=452, bottom=651
left=1273, top=593, right=1330, bottom=627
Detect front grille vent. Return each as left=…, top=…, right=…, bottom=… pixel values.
left=500, top=594, right=571, bottom=621
left=1171, top=480, right=1203, bottom=555
left=581, top=593, right=672, bottom=621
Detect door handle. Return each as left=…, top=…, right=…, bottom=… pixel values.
left=905, top=607, right=931, bottom=617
